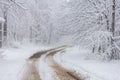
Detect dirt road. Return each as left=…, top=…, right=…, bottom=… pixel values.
left=21, top=46, right=84, bottom=80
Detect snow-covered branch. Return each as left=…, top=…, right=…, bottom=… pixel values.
left=0, top=17, right=5, bottom=22
left=114, top=42, right=120, bottom=51
left=113, top=36, right=120, bottom=40
left=10, top=0, right=28, bottom=10
left=0, top=1, right=9, bottom=6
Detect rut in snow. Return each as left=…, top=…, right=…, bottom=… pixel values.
left=21, top=46, right=84, bottom=80
left=44, top=49, right=84, bottom=80
left=22, top=50, right=47, bottom=80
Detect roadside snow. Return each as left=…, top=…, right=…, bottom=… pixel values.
left=0, top=44, right=49, bottom=80
left=54, top=46, right=120, bottom=80
left=1, top=45, right=119, bottom=80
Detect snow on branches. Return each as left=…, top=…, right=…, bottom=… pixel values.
left=0, top=17, right=5, bottom=22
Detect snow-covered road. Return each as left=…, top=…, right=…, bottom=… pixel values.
left=1, top=45, right=119, bottom=80
left=21, top=46, right=83, bottom=80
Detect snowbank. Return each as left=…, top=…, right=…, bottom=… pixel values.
left=0, top=45, right=49, bottom=80
left=54, top=46, right=120, bottom=80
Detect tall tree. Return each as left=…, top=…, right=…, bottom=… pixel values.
left=0, top=0, right=27, bottom=46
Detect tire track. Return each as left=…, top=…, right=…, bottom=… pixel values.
left=22, top=60, right=40, bottom=80
left=21, top=46, right=67, bottom=80
left=44, top=49, right=84, bottom=80
left=21, top=45, right=84, bottom=80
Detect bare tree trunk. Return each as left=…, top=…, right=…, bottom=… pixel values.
left=3, top=10, right=7, bottom=46
left=110, top=0, right=116, bottom=59
left=30, top=27, right=33, bottom=43
left=111, top=0, right=115, bottom=36
left=48, top=24, right=53, bottom=44
left=0, top=23, right=2, bottom=48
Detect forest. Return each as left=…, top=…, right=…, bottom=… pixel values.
left=0, top=0, right=120, bottom=60
left=0, top=0, right=120, bottom=80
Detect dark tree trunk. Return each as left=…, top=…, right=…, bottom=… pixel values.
left=110, top=0, right=116, bottom=59
left=0, top=23, right=2, bottom=48
left=3, top=11, right=7, bottom=46
left=111, top=0, right=115, bottom=36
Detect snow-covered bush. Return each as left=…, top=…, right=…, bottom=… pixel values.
left=86, top=31, right=114, bottom=60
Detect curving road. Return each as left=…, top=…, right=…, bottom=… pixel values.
left=21, top=46, right=84, bottom=80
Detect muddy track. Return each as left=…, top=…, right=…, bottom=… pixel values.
left=22, top=60, right=40, bottom=80
left=45, top=49, right=84, bottom=80
left=21, top=46, right=67, bottom=80
left=22, top=46, right=84, bottom=80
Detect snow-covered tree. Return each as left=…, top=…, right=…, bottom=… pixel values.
left=56, top=0, right=120, bottom=60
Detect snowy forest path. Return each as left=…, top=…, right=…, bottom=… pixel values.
left=44, top=47, right=84, bottom=80
left=21, top=45, right=84, bottom=80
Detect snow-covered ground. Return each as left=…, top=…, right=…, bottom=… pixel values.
left=0, top=45, right=120, bottom=80
left=54, top=46, right=120, bottom=80
left=0, top=44, right=49, bottom=80
left=39, top=52, right=55, bottom=80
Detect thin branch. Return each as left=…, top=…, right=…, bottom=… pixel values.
left=0, top=1, right=9, bottom=6
left=114, top=42, right=120, bottom=51
left=10, top=0, right=28, bottom=10
left=113, top=36, right=120, bottom=39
